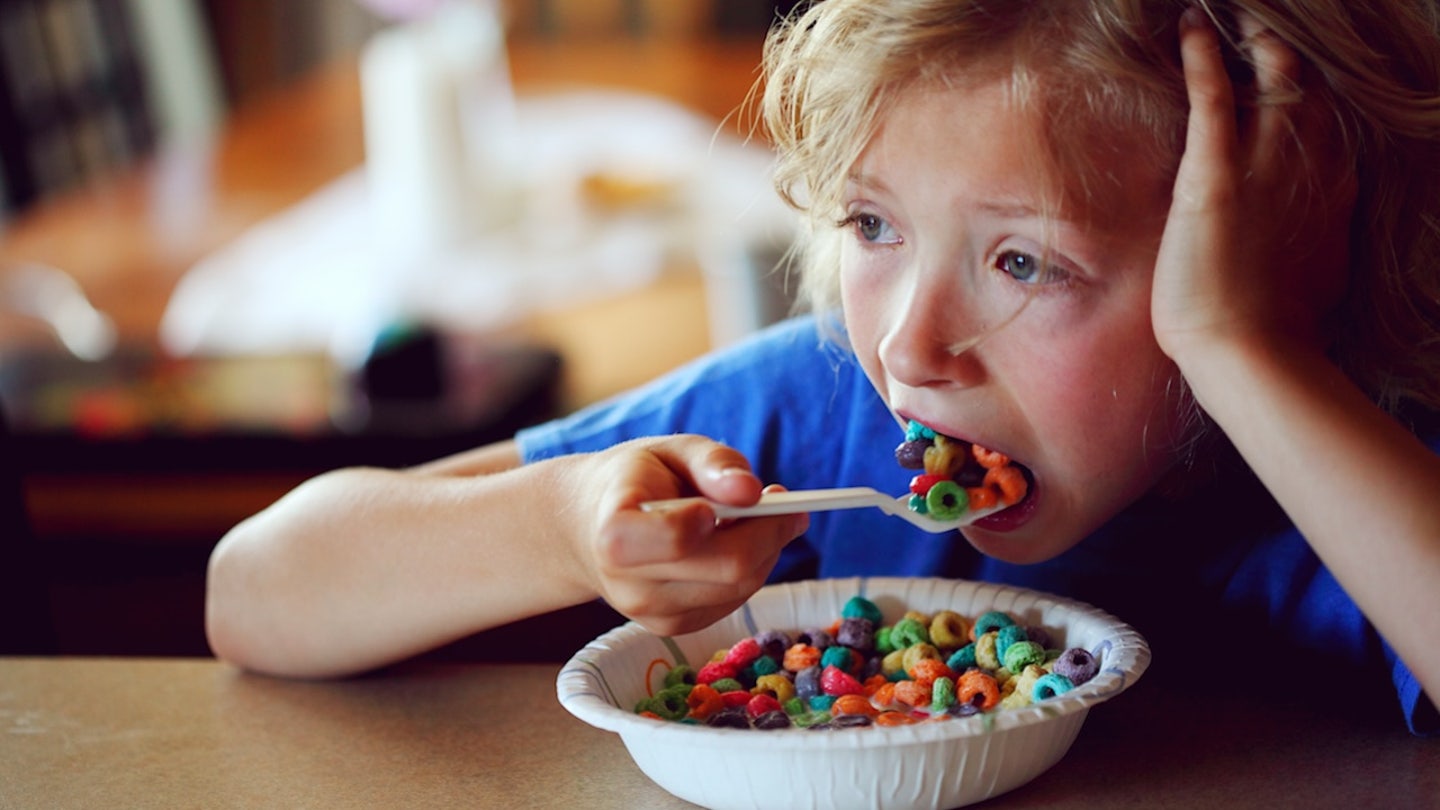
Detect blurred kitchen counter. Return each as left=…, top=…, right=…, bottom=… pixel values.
left=0, top=35, right=763, bottom=655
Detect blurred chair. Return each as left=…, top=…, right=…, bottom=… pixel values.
left=0, top=0, right=223, bottom=217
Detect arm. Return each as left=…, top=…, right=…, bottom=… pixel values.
left=205, top=437, right=806, bottom=679
left=1156, top=11, right=1440, bottom=703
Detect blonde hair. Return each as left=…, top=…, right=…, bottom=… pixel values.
left=761, top=0, right=1440, bottom=417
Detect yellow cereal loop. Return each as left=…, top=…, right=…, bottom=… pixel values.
left=752, top=673, right=795, bottom=704
left=881, top=649, right=908, bottom=677
left=1000, top=664, right=1046, bottom=710
left=929, top=610, right=970, bottom=650
left=975, top=631, right=1001, bottom=671
left=901, top=643, right=942, bottom=674
left=902, top=609, right=932, bottom=626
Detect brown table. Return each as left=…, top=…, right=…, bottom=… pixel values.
left=1, top=657, right=1433, bottom=808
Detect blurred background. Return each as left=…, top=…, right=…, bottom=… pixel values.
left=0, top=0, right=805, bottom=660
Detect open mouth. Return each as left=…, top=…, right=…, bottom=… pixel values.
left=894, top=420, right=1034, bottom=521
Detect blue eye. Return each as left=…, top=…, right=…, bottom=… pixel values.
left=842, top=212, right=900, bottom=245
left=996, top=250, right=1066, bottom=285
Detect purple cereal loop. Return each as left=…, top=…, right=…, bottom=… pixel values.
left=1051, top=647, right=1099, bottom=686
left=836, top=617, right=875, bottom=652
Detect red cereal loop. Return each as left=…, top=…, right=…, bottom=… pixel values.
left=783, top=643, right=821, bottom=673
left=685, top=684, right=724, bottom=720
left=746, top=694, right=784, bottom=718
left=696, top=661, right=738, bottom=685
left=723, top=637, right=762, bottom=668
left=720, top=690, right=752, bottom=708
left=832, top=694, right=879, bottom=717
left=957, top=670, right=1001, bottom=711
left=819, top=665, right=865, bottom=697
left=908, top=658, right=954, bottom=688
left=892, top=679, right=933, bottom=708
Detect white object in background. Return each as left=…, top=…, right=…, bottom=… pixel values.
left=359, top=0, right=514, bottom=261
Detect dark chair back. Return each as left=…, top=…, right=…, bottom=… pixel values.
left=0, top=401, right=54, bottom=653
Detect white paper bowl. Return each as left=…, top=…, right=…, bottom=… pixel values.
left=557, top=577, right=1150, bottom=810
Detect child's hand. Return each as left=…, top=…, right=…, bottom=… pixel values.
left=1153, top=9, right=1356, bottom=365
left=570, top=435, right=808, bottom=637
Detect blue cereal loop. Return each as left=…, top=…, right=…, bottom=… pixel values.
left=946, top=643, right=977, bottom=671
left=972, top=610, right=1016, bottom=638
left=905, top=420, right=937, bottom=441
left=995, top=624, right=1029, bottom=661
left=1032, top=672, right=1076, bottom=701
left=841, top=596, right=883, bottom=623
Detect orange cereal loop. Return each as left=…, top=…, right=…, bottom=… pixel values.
left=783, top=643, right=821, bottom=673
left=827, top=619, right=843, bottom=636
left=908, top=657, right=955, bottom=688
left=871, top=681, right=898, bottom=708
left=892, top=679, right=932, bottom=708
left=971, top=443, right=1010, bottom=469
left=685, top=684, right=724, bottom=720
left=832, top=694, right=879, bottom=717
left=875, top=710, right=917, bottom=726
left=965, top=486, right=999, bottom=511
left=984, top=465, right=1029, bottom=506
left=862, top=674, right=889, bottom=696
left=957, top=670, right=1001, bottom=712
left=929, top=610, right=969, bottom=650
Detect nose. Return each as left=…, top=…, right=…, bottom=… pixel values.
left=877, top=266, right=988, bottom=390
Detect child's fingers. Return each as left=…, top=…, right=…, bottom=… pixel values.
left=1175, top=6, right=1239, bottom=189
left=1236, top=11, right=1304, bottom=173
left=646, top=435, right=764, bottom=505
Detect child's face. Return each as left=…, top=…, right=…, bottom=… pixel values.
left=840, top=78, right=1185, bottom=563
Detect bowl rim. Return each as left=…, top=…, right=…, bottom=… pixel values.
left=556, top=576, right=1150, bottom=750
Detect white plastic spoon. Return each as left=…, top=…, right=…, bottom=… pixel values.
left=640, top=486, right=1004, bottom=533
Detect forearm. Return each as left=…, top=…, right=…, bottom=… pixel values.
left=205, top=458, right=595, bottom=678
left=1178, top=337, right=1440, bottom=700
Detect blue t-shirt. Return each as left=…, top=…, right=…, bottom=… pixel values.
left=517, top=315, right=1438, bottom=735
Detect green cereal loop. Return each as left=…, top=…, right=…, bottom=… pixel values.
left=841, top=596, right=883, bottom=624
left=946, top=643, right=977, bottom=671
left=972, top=610, right=1016, bottom=637
left=875, top=626, right=896, bottom=654
left=783, top=696, right=806, bottom=715
left=891, top=616, right=930, bottom=648
left=791, top=710, right=832, bottom=728
left=710, top=677, right=744, bottom=693
left=663, top=664, right=696, bottom=689
left=925, top=480, right=969, bottom=520
left=636, top=690, right=689, bottom=720
left=996, top=624, right=1029, bottom=660
left=975, top=631, right=1001, bottom=670
left=1002, top=640, right=1046, bottom=673
left=1033, top=672, right=1076, bottom=701
left=930, top=676, right=957, bottom=712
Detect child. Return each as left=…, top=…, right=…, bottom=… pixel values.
left=205, top=0, right=1440, bottom=734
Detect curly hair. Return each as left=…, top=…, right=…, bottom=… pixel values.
left=761, top=0, right=1440, bottom=417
